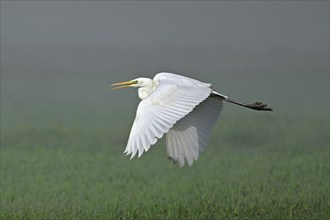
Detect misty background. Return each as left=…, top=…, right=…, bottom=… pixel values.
left=1, top=1, right=329, bottom=129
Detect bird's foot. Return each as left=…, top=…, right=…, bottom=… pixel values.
left=248, top=102, right=273, bottom=111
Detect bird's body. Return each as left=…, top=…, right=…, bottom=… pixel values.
left=112, top=72, right=272, bottom=167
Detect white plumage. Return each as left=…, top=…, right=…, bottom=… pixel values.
left=111, top=72, right=272, bottom=167
left=166, top=97, right=222, bottom=166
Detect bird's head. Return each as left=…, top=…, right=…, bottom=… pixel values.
left=111, top=77, right=153, bottom=90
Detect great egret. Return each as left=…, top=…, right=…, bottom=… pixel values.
left=112, top=72, right=272, bottom=167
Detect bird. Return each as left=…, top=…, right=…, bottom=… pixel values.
left=111, top=72, right=272, bottom=167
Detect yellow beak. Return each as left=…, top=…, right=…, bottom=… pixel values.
left=111, top=80, right=136, bottom=90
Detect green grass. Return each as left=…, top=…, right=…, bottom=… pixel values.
left=1, top=74, right=329, bottom=219
left=1, top=114, right=329, bottom=219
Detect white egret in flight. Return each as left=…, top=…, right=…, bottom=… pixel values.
left=112, top=72, right=272, bottom=167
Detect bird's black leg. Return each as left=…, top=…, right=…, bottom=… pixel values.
left=210, top=93, right=273, bottom=111
left=225, top=98, right=273, bottom=111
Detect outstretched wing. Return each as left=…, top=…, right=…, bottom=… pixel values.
left=124, top=73, right=212, bottom=158
left=166, top=97, right=223, bottom=167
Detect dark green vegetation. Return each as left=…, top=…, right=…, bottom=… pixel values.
left=1, top=75, right=329, bottom=219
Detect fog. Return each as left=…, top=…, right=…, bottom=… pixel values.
left=2, top=1, right=329, bottom=79
left=1, top=1, right=329, bottom=123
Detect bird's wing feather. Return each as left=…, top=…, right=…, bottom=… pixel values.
left=124, top=76, right=212, bottom=159
left=166, top=97, right=223, bottom=167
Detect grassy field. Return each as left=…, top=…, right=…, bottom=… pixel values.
left=1, top=116, right=329, bottom=219
left=1, top=77, right=329, bottom=219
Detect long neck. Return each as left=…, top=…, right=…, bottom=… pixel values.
left=138, top=84, right=155, bottom=99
